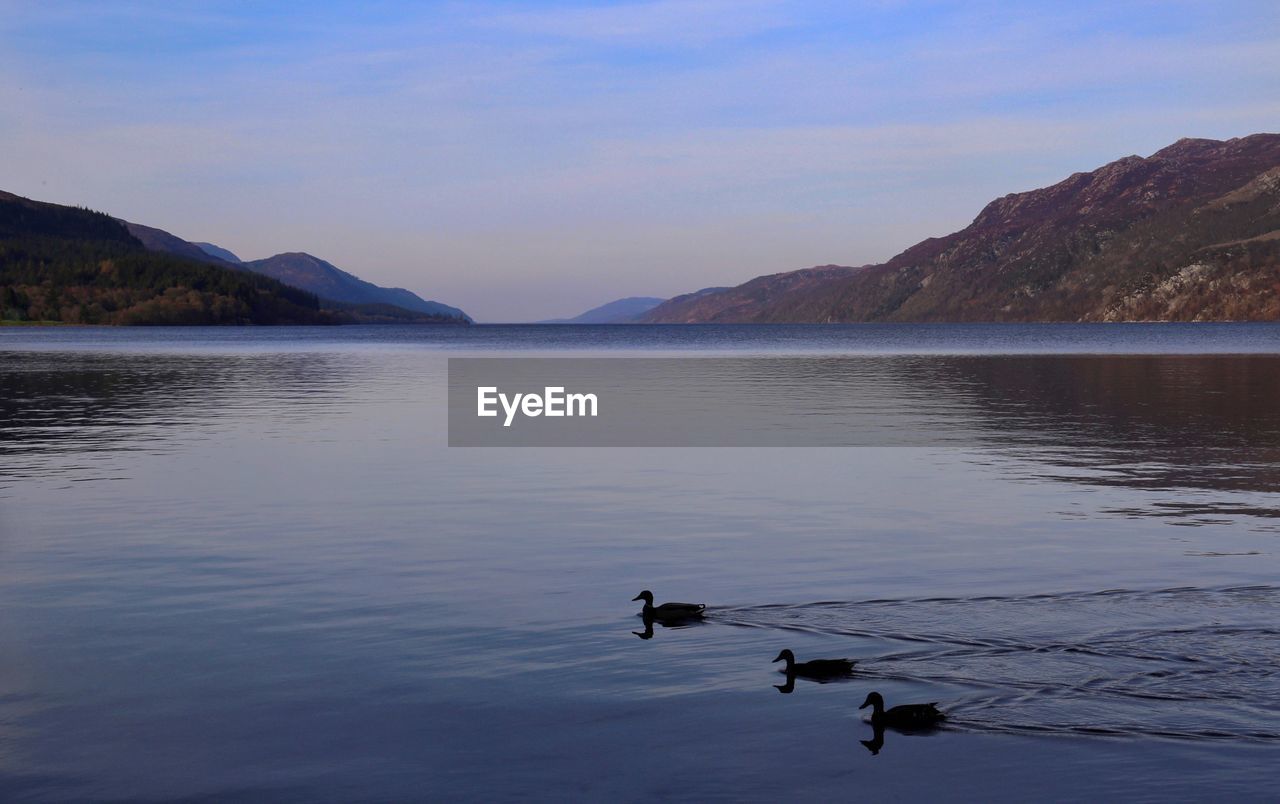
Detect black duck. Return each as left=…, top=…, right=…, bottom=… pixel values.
left=631, top=590, right=705, bottom=621
left=772, top=649, right=856, bottom=679
left=858, top=691, right=945, bottom=728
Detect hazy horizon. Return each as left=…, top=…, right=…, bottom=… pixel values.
left=3, top=1, right=1278, bottom=321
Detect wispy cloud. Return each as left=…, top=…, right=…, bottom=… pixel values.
left=475, top=0, right=794, bottom=45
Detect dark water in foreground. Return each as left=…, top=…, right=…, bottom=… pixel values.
left=1, top=323, right=1279, bottom=801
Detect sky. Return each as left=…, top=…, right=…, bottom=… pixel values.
left=1, top=2, right=1278, bottom=321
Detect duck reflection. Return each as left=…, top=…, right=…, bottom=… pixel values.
left=860, top=723, right=886, bottom=755
left=775, top=668, right=857, bottom=694
left=858, top=720, right=949, bottom=756
left=632, top=612, right=707, bottom=640
left=633, top=616, right=655, bottom=640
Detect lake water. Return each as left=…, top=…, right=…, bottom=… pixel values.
left=2, top=323, right=1278, bottom=801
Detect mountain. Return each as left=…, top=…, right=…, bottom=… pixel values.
left=122, top=220, right=240, bottom=268
left=1, top=191, right=330, bottom=324
left=194, top=242, right=243, bottom=264
left=540, top=296, right=666, bottom=323
left=1, top=191, right=469, bottom=325
left=111, top=216, right=468, bottom=323
left=243, top=252, right=471, bottom=322
left=644, top=134, right=1280, bottom=323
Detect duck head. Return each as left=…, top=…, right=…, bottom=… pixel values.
left=859, top=691, right=885, bottom=714
left=632, top=590, right=654, bottom=606
left=771, top=649, right=795, bottom=665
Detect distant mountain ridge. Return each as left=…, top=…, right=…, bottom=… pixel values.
left=118, top=222, right=469, bottom=322
left=1, top=190, right=469, bottom=325
left=194, top=242, right=242, bottom=264
left=122, top=221, right=239, bottom=268
left=1, top=191, right=330, bottom=324
left=540, top=296, right=666, bottom=323
left=644, top=134, right=1280, bottom=323
left=244, top=252, right=471, bottom=322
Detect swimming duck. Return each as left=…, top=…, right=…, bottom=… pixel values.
left=858, top=691, right=946, bottom=728
left=772, top=649, right=856, bottom=679
left=631, top=590, right=705, bottom=621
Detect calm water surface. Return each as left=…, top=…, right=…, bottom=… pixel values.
left=1, top=324, right=1279, bottom=801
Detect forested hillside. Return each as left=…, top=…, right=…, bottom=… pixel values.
left=1, top=191, right=330, bottom=325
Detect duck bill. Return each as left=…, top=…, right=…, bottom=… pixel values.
left=771, top=653, right=786, bottom=663
left=631, top=594, right=644, bottom=601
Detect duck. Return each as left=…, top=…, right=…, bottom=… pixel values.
left=858, top=691, right=946, bottom=728
left=772, top=649, right=856, bottom=680
left=631, top=590, right=705, bottom=621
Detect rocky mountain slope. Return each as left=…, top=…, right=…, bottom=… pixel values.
left=644, top=134, right=1280, bottom=323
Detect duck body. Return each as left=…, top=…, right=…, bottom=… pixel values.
left=859, top=691, right=946, bottom=729
left=632, top=590, right=705, bottom=621
left=772, top=649, right=856, bottom=680
left=878, top=703, right=945, bottom=727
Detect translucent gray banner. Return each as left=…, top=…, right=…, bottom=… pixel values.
left=447, top=357, right=991, bottom=447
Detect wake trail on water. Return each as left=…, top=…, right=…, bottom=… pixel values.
left=707, top=585, right=1280, bottom=744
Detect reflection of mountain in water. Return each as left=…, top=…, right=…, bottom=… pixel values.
left=671, top=354, right=1280, bottom=522
left=933, top=356, right=1280, bottom=522
left=0, top=352, right=366, bottom=486
left=6, top=349, right=1280, bottom=521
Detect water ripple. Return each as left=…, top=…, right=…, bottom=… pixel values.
left=712, top=585, right=1280, bottom=743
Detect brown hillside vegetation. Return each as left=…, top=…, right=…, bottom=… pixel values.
left=643, top=134, right=1280, bottom=323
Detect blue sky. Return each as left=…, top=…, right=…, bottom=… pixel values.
left=2, top=1, right=1278, bottom=321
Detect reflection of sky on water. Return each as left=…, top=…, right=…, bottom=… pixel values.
left=7, top=346, right=1279, bottom=522
left=2, top=325, right=1279, bottom=800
